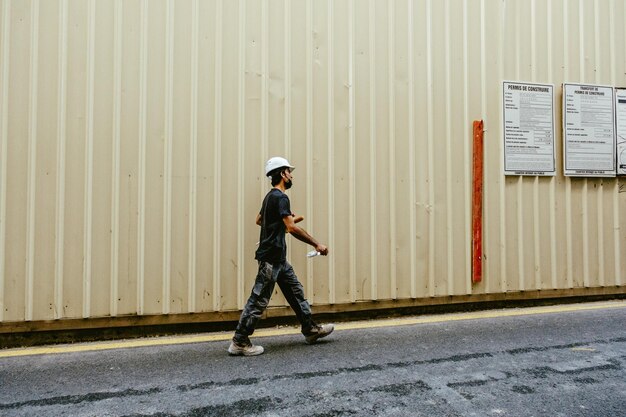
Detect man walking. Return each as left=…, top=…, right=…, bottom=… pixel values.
left=228, top=157, right=334, bottom=356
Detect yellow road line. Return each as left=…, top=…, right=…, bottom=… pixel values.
left=1, top=300, right=624, bottom=359
left=334, top=301, right=626, bottom=330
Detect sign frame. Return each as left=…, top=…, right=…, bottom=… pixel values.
left=502, top=81, right=556, bottom=176
left=562, top=82, right=616, bottom=177
left=616, top=88, right=626, bottom=176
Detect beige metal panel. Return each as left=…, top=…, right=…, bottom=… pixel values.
left=430, top=0, right=451, bottom=296
left=24, top=0, right=38, bottom=322
left=218, top=0, right=242, bottom=312
left=464, top=0, right=485, bottom=291
left=234, top=0, right=246, bottom=311
left=525, top=0, right=558, bottom=292
left=286, top=0, right=310, bottom=303
left=3, top=0, right=34, bottom=322
left=330, top=0, right=352, bottom=304
left=448, top=0, right=472, bottom=296
left=141, top=0, right=165, bottom=316
left=589, top=1, right=620, bottom=290
left=505, top=1, right=545, bottom=293
left=115, top=0, right=141, bottom=317
left=550, top=0, right=570, bottom=291
left=13, top=0, right=36, bottom=321
left=171, top=0, right=193, bottom=314
left=309, top=0, right=329, bottom=305
left=161, top=0, right=174, bottom=316
left=63, top=0, right=88, bottom=319
left=373, top=0, right=392, bottom=301
left=392, top=0, right=413, bottom=300
left=266, top=0, right=290, bottom=308
left=353, top=0, right=372, bottom=301
left=210, top=0, right=225, bottom=313
left=0, top=0, right=10, bottom=322
left=413, top=0, right=432, bottom=299
left=614, top=0, right=626, bottom=288
left=241, top=0, right=264, bottom=310
left=386, top=0, right=397, bottom=301
left=1, top=0, right=626, bottom=326
left=91, top=0, right=115, bottom=318
left=193, top=0, right=217, bottom=313
left=32, top=0, right=61, bottom=321
left=481, top=0, right=506, bottom=295
left=136, top=0, right=148, bottom=316
left=54, top=0, right=68, bottom=319
left=287, top=0, right=312, bottom=302
left=565, top=2, right=585, bottom=289
left=579, top=0, right=601, bottom=290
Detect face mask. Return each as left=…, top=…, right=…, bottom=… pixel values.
left=282, top=170, right=293, bottom=189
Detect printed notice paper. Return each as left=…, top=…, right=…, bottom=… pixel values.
left=503, top=81, right=555, bottom=176
left=616, top=89, right=626, bottom=176
left=563, top=83, right=616, bottom=177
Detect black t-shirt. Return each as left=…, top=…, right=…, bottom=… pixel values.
left=255, top=188, right=293, bottom=263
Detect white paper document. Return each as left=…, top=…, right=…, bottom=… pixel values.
left=502, top=82, right=555, bottom=176
left=563, top=83, right=616, bottom=177
left=616, top=89, right=626, bottom=176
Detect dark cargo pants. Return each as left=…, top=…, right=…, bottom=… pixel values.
left=234, top=261, right=315, bottom=343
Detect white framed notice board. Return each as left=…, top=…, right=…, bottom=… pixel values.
left=562, top=83, right=616, bottom=177
left=616, top=88, right=626, bottom=176
left=502, top=81, right=555, bottom=176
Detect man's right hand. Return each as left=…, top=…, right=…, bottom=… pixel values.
left=316, top=244, right=329, bottom=256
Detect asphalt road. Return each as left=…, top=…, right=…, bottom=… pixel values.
left=1, top=301, right=625, bottom=417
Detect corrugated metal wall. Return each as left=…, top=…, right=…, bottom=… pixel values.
left=0, top=0, right=625, bottom=324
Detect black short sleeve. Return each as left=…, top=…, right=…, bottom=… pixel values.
left=255, top=189, right=292, bottom=263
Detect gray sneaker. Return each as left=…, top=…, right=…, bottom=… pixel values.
left=228, top=340, right=264, bottom=356
left=305, top=324, right=335, bottom=344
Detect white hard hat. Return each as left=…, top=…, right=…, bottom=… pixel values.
left=265, top=157, right=295, bottom=176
